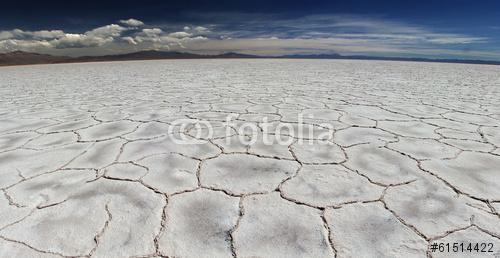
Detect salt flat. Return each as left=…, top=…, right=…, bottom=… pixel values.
left=0, top=59, right=499, bottom=257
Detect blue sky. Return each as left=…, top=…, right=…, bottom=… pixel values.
left=1, top=0, right=499, bottom=60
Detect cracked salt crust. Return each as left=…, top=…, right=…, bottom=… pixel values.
left=159, top=189, right=239, bottom=257
left=200, top=154, right=300, bottom=195
left=344, top=144, right=421, bottom=185
left=1, top=59, right=500, bottom=257
left=280, top=165, right=384, bottom=207
left=233, top=192, right=334, bottom=258
left=325, top=202, right=428, bottom=257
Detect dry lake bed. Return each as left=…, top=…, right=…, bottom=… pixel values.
left=0, top=59, right=500, bottom=257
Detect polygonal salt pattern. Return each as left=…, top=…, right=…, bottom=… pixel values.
left=0, top=238, right=60, bottom=258
left=159, top=189, right=239, bottom=257
left=333, top=127, right=397, bottom=147
left=103, top=162, right=148, bottom=180
left=77, top=120, right=139, bottom=141
left=384, top=104, right=447, bottom=118
left=1, top=60, right=500, bottom=257
left=384, top=177, right=476, bottom=238
left=378, top=120, right=441, bottom=139
left=481, top=126, right=500, bottom=146
left=344, top=144, right=421, bottom=185
left=119, top=135, right=221, bottom=161
left=233, top=192, right=334, bottom=258
left=280, top=165, right=384, bottom=207
left=421, top=152, right=500, bottom=200
left=36, top=118, right=98, bottom=134
left=68, top=138, right=126, bottom=169
left=324, top=202, right=428, bottom=257
left=1, top=179, right=165, bottom=257
left=340, top=105, right=412, bottom=121
left=437, top=128, right=483, bottom=141
left=384, top=174, right=500, bottom=240
left=388, top=137, right=460, bottom=160
left=291, top=140, right=346, bottom=164
left=137, top=153, right=200, bottom=194
left=0, top=118, right=56, bottom=134
left=23, top=132, right=78, bottom=150
left=5, top=169, right=97, bottom=208
left=0, top=192, right=32, bottom=230
left=422, top=118, right=479, bottom=132
left=442, top=112, right=500, bottom=126
left=0, top=131, right=39, bottom=152
left=439, top=138, right=494, bottom=152
left=0, top=143, right=91, bottom=182
left=339, top=113, right=376, bottom=127
left=200, top=154, right=300, bottom=195
left=122, top=121, right=172, bottom=140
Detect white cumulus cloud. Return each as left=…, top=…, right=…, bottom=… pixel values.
left=168, top=31, right=192, bottom=38
left=194, top=26, right=209, bottom=32
left=119, top=18, right=145, bottom=27
left=0, top=31, right=14, bottom=40
left=86, top=24, right=127, bottom=38
left=0, top=15, right=496, bottom=60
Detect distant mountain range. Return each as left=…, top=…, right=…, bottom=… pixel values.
left=1, top=50, right=499, bottom=66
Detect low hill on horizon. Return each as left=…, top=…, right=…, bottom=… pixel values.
left=0, top=51, right=71, bottom=66
left=1, top=50, right=499, bottom=67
